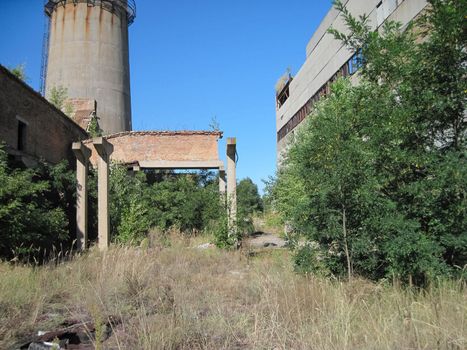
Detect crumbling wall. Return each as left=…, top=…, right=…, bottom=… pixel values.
left=0, top=65, right=88, bottom=165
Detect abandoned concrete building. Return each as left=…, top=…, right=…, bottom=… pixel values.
left=275, top=0, right=428, bottom=163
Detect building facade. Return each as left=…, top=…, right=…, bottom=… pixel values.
left=275, top=0, right=428, bottom=163
left=0, top=65, right=88, bottom=166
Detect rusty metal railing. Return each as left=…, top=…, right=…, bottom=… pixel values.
left=44, top=0, right=136, bottom=25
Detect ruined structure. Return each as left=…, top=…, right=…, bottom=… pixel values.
left=72, top=132, right=237, bottom=251
left=43, top=0, right=135, bottom=134
left=0, top=2, right=238, bottom=251
left=0, top=65, right=87, bottom=166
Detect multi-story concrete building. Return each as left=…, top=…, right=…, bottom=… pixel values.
left=275, top=0, right=428, bottom=163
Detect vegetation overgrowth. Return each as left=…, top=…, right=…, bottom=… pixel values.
left=0, top=144, right=263, bottom=260
left=266, top=0, right=466, bottom=284
left=0, top=239, right=465, bottom=349
left=0, top=148, right=75, bottom=261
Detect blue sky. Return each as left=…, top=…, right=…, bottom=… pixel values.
left=0, top=0, right=332, bottom=192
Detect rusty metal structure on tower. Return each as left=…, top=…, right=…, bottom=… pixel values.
left=42, top=0, right=136, bottom=134
left=44, top=0, right=137, bottom=24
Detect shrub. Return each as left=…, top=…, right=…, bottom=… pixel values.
left=0, top=146, right=72, bottom=261
left=268, top=0, right=466, bottom=284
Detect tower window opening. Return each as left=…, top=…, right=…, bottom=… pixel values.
left=17, top=120, right=27, bottom=151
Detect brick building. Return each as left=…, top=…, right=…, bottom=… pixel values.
left=0, top=65, right=88, bottom=166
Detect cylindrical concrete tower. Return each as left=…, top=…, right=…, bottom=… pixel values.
left=44, top=0, right=136, bottom=134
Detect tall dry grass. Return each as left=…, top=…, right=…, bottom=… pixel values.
left=0, top=235, right=465, bottom=349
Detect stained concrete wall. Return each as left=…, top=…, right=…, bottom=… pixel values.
left=45, top=1, right=132, bottom=134
left=276, top=0, right=428, bottom=162
left=82, top=131, right=223, bottom=167
left=0, top=65, right=88, bottom=165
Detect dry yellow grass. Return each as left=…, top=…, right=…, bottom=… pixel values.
left=0, top=235, right=465, bottom=349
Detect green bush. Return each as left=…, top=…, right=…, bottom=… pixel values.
left=106, top=165, right=262, bottom=248
left=0, top=146, right=73, bottom=261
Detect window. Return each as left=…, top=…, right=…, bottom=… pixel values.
left=277, top=85, right=290, bottom=108
left=17, top=120, right=27, bottom=151
left=348, top=49, right=364, bottom=75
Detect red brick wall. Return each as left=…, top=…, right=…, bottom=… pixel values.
left=84, top=131, right=222, bottom=166
left=0, top=66, right=88, bottom=165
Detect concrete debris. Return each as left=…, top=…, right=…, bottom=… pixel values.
left=18, top=316, right=121, bottom=350
left=197, top=243, right=215, bottom=249
left=246, top=232, right=286, bottom=249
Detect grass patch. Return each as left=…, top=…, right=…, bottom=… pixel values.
left=0, top=236, right=465, bottom=349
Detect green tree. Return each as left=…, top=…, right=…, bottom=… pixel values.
left=87, top=112, right=103, bottom=137
left=269, top=0, right=466, bottom=284
left=48, top=85, right=73, bottom=117
left=0, top=146, right=71, bottom=261
left=236, top=178, right=263, bottom=236
left=107, top=166, right=224, bottom=244
left=109, top=164, right=151, bottom=244
left=237, top=178, right=263, bottom=215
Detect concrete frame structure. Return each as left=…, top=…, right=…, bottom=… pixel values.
left=93, top=137, right=114, bottom=250
left=275, top=0, right=428, bottom=164
left=72, top=131, right=236, bottom=250
left=72, top=142, right=91, bottom=250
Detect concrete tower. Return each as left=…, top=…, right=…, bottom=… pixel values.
left=44, top=0, right=136, bottom=134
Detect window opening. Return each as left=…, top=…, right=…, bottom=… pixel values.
left=348, top=48, right=364, bottom=75
left=17, top=120, right=27, bottom=151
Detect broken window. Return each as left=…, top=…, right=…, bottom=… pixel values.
left=277, top=85, right=290, bottom=108
left=348, top=48, right=364, bottom=75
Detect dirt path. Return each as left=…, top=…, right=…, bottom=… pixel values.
left=244, top=231, right=286, bottom=249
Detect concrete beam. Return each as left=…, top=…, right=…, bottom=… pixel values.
left=226, top=138, right=237, bottom=238
left=138, top=160, right=223, bottom=169
left=72, top=142, right=91, bottom=251
left=93, top=137, right=114, bottom=251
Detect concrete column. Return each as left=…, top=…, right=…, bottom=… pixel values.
left=72, top=142, right=91, bottom=251
left=226, top=138, right=237, bottom=236
left=219, top=165, right=226, bottom=207
left=93, top=137, right=114, bottom=251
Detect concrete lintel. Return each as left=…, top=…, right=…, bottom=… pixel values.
left=138, top=160, right=223, bottom=169
left=92, top=137, right=114, bottom=157
left=72, top=141, right=91, bottom=162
